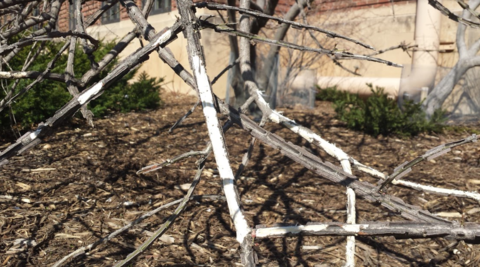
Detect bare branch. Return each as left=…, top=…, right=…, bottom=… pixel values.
left=0, top=24, right=181, bottom=166
left=0, top=0, right=35, bottom=9
left=0, top=70, right=68, bottom=82
left=201, top=21, right=402, bottom=68
left=254, top=221, right=480, bottom=240
left=0, top=41, right=70, bottom=113
left=52, top=195, right=224, bottom=267
left=234, top=116, right=267, bottom=180
left=138, top=143, right=212, bottom=174
left=177, top=1, right=254, bottom=265
left=0, top=32, right=99, bottom=56
left=379, top=134, right=477, bottom=193
left=429, top=0, right=480, bottom=28
left=211, top=57, right=240, bottom=85
left=456, top=0, right=480, bottom=20
left=168, top=101, right=200, bottom=133
left=196, top=2, right=374, bottom=50
left=350, top=157, right=480, bottom=201
left=1, top=0, right=62, bottom=40
left=83, top=0, right=120, bottom=28
left=113, top=152, right=207, bottom=267
left=215, top=101, right=452, bottom=225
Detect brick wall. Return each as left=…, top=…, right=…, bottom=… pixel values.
left=56, top=0, right=414, bottom=32
left=57, top=2, right=69, bottom=31
left=276, top=0, right=413, bottom=14
left=58, top=0, right=156, bottom=32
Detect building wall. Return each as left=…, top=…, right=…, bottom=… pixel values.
left=306, top=0, right=461, bottom=78
left=58, top=0, right=466, bottom=102
left=58, top=0, right=229, bottom=97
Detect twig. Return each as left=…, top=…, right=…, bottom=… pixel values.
left=83, top=0, right=120, bottom=28
left=299, top=12, right=361, bottom=76
left=200, top=21, right=402, bottom=68
left=0, top=41, right=70, bottom=113
left=379, top=134, right=477, bottom=193
left=196, top=2, right=375, bottom=50
left=429, top=0, right=480, bottom=28
left=0, top=71, right=68, bottom=82
left=211, top=57, right=240, bottom=85
left=456, top=0, right=480, bottom=19
left=0, top=31, right=99, bottom=56
left=234, top=115, right=267, bottom=180
left=65, top=32, right=94, bottom=127
left=143, top=120, right=233, bottom=173
left=349, top=155, right=480, bottom=201
left=113, top=158, right=207, bottom=267
left=51, top=195, right=224, bottom=267
left=0, top=23, right=181, bottom=166
left=168, top=101, right=200, bottom=133
left=367, top=42, right=417, bottom=57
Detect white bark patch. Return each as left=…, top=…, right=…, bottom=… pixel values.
left=153, top=29, right=172, bottom=47
left=191, top=55, right=250, bottom=243
left=398, top=180, right=480, bottom=201
left=78, top=82, right=103, bottom=105
left=29, top=128, right=42, bottom=141
left=255, top=224, right=363, bottom=238
left=0, top=71, right=28, bottom=79
left=345, top=188, right=356, bottom=267
left=268, top=107, right=351, bottom=169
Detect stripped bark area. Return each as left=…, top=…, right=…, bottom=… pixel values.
left=0, top=1, right=479, bottom=266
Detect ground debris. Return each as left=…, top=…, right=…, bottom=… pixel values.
left=1, top=94, right=479, bottom=266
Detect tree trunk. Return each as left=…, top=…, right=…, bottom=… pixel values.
left=256, top=0, right=308, bottom=108
left=424, top=59, right=470, bottom=116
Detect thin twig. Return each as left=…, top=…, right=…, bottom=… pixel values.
left=211, top=57, right=240, bottom=85
left=200, top=21, right=402, bottom=68
left=234, top=115, right=267, bottom=180
left=113, top=161, right=207, bottom=267
left=379, top=134, right=477, bottom=193
left=429, top=0, right=480, bottom=28
left=168, top=101, right=200, bottom=133
left=196, top=2, right=375, bottom=50
left=52, top=195, right=224, bottom=267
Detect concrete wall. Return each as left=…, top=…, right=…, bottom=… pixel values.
left=75, top=0, right=469, bottom=108
left=311, top=1, right=461, bottom=78
left=85, top=9, right=231, bottom=98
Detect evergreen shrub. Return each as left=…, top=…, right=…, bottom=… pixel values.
left=316, top=84, right=445, bottom=136
left=0, top=39, right=163, bottom=139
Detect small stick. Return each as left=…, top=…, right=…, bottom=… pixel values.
left=350, top=157, right=480, bottom=201
left=211, top=57, right=240, bottom=85
left=51, top=195, right=224, bottom=267
left=196, top=2, right=375, bottom=50
left=114, top=151, right=208, bottom=267
left=234, top=115, right=267, bottom=180
left=169, top=101, right=200, bottom=133
left=200, top=21, right=401, bottom=68
left=378, top=134, right=477, bottom=193
left=144, top=121, right=233, bottom=174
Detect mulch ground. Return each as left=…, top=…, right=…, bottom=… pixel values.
left=1, top=93, right=480, bottom=266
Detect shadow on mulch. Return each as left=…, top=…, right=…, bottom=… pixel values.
left=1, top=93, right=480, bottom=266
